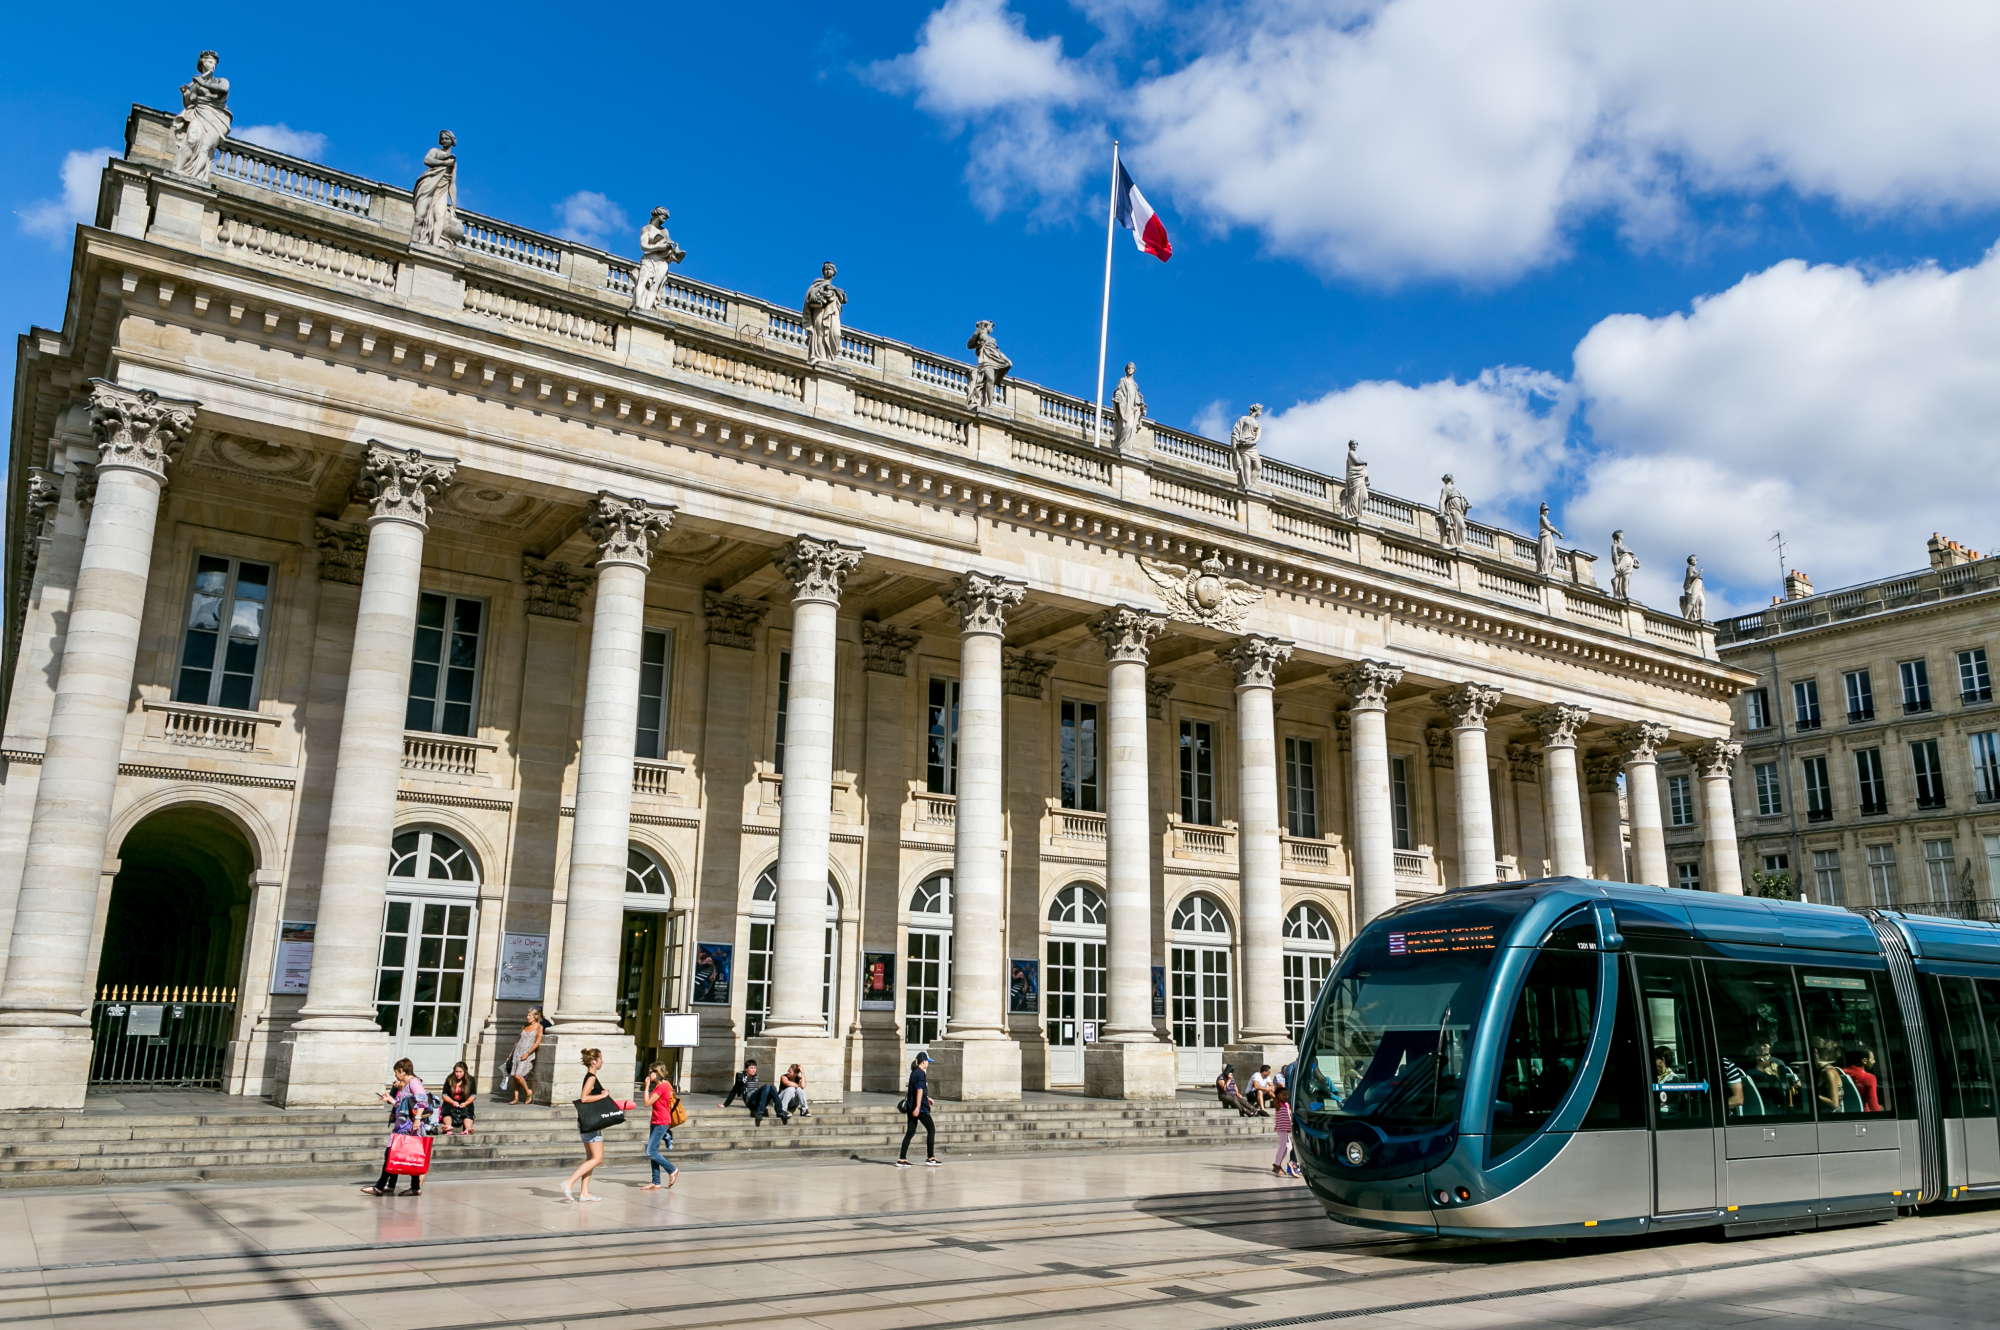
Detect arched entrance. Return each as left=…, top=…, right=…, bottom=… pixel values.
left=903, top=872, right=952, bottom=1060
left=374, top=827, right=479, bottom=1083
left=92, top=805, right=257, bottom=1087
left=618, top=845, right=688, bottom=1083
left=1044, top=882, right=1106, bottom=1085
left=1170, top=892, right=1233, bottom=1084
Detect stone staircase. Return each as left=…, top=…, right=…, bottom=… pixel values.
left=0, top=1096, right=1270, bottom=1189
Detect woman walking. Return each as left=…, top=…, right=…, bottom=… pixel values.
left=440, top=1062, right=476, bottom=1135
left=362, top=1059, right=427, bottom=1196
left=505, top=1008, right=544, bottom=1103
left=895, top=1053, right=939, bottom=1168
left=641, top=1062, right=679, bottom=1190
left=564, top=1049, right=611, bottom=1202
left=1272, top=1088, right=1298, bottom=1178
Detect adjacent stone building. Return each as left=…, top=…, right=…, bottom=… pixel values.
left=1710, top=538, right=2000, bottom=918
left=0, top=86, right=1751, bottom=1110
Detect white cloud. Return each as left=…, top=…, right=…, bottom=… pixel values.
left=876, top=0, right=2000, bottom=280
left=552, top=191, right=630, bottom=247
left=16, top=147, right=119, bottom=244
left=235, top=123, right=329, bottom=160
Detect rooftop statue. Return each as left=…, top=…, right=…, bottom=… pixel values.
left=170, top=50, right=231, bottom=183
left=1437, top=474, right=1469, bottom=549
left=1679, top=555, right=1706, bottom=622
left=410, top=131, right=461, bottom=249
left=1111, top=362, right=1145, bottom=453
left=632, top=207, right=686, bottom=312
left=1536, top=503, right=1564, bottom=579
left=1230, top=404, right=1263, bottom=490
left=1339, top=440, right=1369, bottom=522
left=803, top=261, right=847, bottom=364
left=965, top=320, right=1011, bottom=410
left=1610, top=530, right=1641, bottom=600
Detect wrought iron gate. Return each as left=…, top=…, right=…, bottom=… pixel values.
left=89, top=985, right=237, bottom=1088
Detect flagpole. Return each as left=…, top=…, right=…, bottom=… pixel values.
left=1092, top=139, right=1118, bottom=448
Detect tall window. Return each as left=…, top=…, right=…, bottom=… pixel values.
left=1667, top=774, right=1695, bottom=827
left=1923, top=838, right=1956, bottom=902
left=1900, top=659, right=1933, bottom=714
left=905, top=874, right=953, bottom=1045
left=1060, top=699, right=1100, bottom=811
left=1865, top=843, right=1898, bottom=906
left=173, top=555, right=272, bottom=710
left=1912, top=740, right=1947, bottom=809
left=1812, top=849, right=1844, bottom=905
left=1844, top=669, right=1875, bottom=722
left=406, top=592, right=483, bottom=735
left=1285, top=737, right=1320, bottom=839
left=1282, top=903, right=1338, bottom=1045
left=1744, top=688, right=1771, bottom=731
left=1179, top=719, right=1216, bottom=825
left=926, top=677, right=961, bottom=794
left=1791, top=680, right=1821, bottom=730
left=1753, top=762, right=1784, bottom=816
left=1972, top=731, right=2000, bottom=803
left=773, top=650, right=791, bottom=774
left=635, top=628, right=671, bottom=759
left=1856, top=748, right=1888, bottom=814
left=1676, top=862, right=1701, bottom=890
left=1961, top=648, right=1992, bottom=703
left=1802, top=756, right=1832, bottom=821
left=1390, top=755, right=1413, bottom=850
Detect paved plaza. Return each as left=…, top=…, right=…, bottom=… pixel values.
left=2, top=1144, right=1994, bottom=1329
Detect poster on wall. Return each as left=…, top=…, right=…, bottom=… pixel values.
left=496, top=933, right=548, bottom=1001
left=859, top=952, right=896, bottom=1010
left=692, top=942, right=733, bottom=1004
left=1151, top=965, right=1166, bottom=1018
left=1009, top=958, right=1039, bottom=1014
left=270, top=921, right=315, bottom=994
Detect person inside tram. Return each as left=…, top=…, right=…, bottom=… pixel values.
left=1842, top=1047, right=1883, bottom=1112
left=1651, top=1045, right=1676, bottom=1086
left=1744, top=1037, right=1803, bottom=1111
left=1721, top=1054, right=1752, bottom=1115
left=1813, top=1037, right=1864, bottom=1113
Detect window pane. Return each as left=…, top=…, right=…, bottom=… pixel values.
left=1638, top=957, right=1714, bottom=1129
left=1937, top=977, right=1995, bottom=1119
left=1491, top=949, right=1598, bottom=1155
left=1798, top=972, right=1895, bottom=1117
left=1582, top=958, right=1646, bottom=1130
left=1705, top=961, right=1813, bottom=1123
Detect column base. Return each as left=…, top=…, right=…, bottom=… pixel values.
left=1083, top=1039, right=1178, bottom=1101
left=540, top=1029, right=640, bottom=1105
left=927, top=1036, right=1022, bottom=1101
left=1223, top=1039, right=1300, bottom=1082
left=743, top=1033, right=846, bottom=1105
left=0, top=1019, right=92, bottom=1109
left=270, top=1025, right=393, bottom=1107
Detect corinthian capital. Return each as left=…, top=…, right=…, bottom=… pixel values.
left=1003, top=649, right=1056, bottom=699
left=1439, top=682, right=1503, bottom=730
left=586, top=491, right=676, bottom=570
left=24, top=469, right=61, bottom=537
left=87, top=379, right=197, bottom=480
left=1690, top=738, right=1742, bottom=780
left=703, top=591, right=769, bottom=650
left=1528, top=702, right=1591, bottom=750
left=861, top=621, right=921, bottom=676
left=945, top=571, right=1027, bottom=636
left=1217, top=634, right=1294, bottom=689
left=355, top=443, right=457, bottom=526
left=1340, top=659, right=1404, bottom=711
left=1584, top=752, right=1622, bottom=792
left=775, top=534, right=863, bottom=604
left=1090, top=605, right=1168, bottom=664
left=1615, top=721, right=1671, bottom=764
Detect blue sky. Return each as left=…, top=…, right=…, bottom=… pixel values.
left=11, top=2, right=2000, bottom=615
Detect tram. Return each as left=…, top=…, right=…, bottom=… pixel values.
left=1294, top=877, right=2000, bottom=1239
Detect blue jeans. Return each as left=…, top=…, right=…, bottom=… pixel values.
left=647, top=1124, right=677, bottom=1182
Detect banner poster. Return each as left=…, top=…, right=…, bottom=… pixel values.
left=1009, top=958, right=1039, bottom=1014
left=495, top=932, right=548, bottom=1001
left=1151, top=965, right=1167, bottom=1018
left=860, top=951, right=896, bottom=1010
left=692, top=942, right=733, bottom=1004
left=270, top=920, right=315, bottom=994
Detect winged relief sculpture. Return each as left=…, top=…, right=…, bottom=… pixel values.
left=1140, top=550, right=1265, bottom=632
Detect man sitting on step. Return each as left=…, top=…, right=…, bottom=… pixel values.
left=720, top=1059, right=779, bottom=1121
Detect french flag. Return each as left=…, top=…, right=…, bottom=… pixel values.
left=1115, top=159, right=1172, bottom=262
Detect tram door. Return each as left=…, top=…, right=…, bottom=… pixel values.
left=1635, top=956, right=1720, bottom=1215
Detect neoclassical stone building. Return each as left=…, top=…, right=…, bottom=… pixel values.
left=0, top=88, right=1754, bottom=1109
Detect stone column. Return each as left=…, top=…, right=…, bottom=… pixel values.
left=1221, top=634, right=1296, bottom=1073
left=746, top=536, right=862, bottom=1096
left=932, top=572, right=1027, bottom=1101
left=1529, top=704, right=1591, bottom=878
left=1084, top=606, right=1176, bottom=1099
left=273, top=444, right=457, bottom=1106
left=1692, top=739, right=1746, bottom=895
left=1343, top=660, right=1405, bottom=929
left=0, top=383, right=195, bottom=1109
left=544, top=493, right=674, bottom=1101
left=1617, top=723, right=1672, bottom=888
left=1440, top=684, right=1503, bottom=887
left=1585, top=754, right=1627, bottom=881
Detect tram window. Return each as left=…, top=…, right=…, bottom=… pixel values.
left=1798, top=971, right=1896, bottom=1119
left=1540, top=908, right=1598, bottom=952
left=1704, top=962, right=1813, bottom=1123
left=1582, top=957, right=1646, bottom=1131
left=1636, top=957, right=1714, bottom=1130
left=1491, top=950, right=1597, bottom=1156
left=1974, top=982, right=2000, bottom=1119
left=1936, top=977, right=1995, bottom=1119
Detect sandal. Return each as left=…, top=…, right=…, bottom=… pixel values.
left=360, top=1186, right=389, bottom=1196
left=640, top=1183, right=661, bottom=1191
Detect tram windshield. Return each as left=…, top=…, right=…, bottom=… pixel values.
left=1301, top=901, right=1529, bottom=1130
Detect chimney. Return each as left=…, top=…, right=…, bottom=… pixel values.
left=1784, top=569, right=1814, bottom=600
left=1928, top=533, right=1981, bottom=569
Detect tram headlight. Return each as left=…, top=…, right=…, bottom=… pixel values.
left=1343, top=1141, right=1366, bottom=1166
left=1433, top=1189, right=1451, bottom=1205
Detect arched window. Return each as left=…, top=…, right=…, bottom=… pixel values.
left=746, top=868, right=839, bottom=1037
left=1169, top=892, right=1231, bottom=1082
left=1283, top=901, right=1340, bottom=1045
left=389, top=829, right=478, bottom=884
left=625, top=847, right=673, bottom=910
left=1284, top=902, right=1336, bottom=943
left=1045, top=882, right=1107, bottom=1082
left=1170, top=893, right=1229, bottom=935
left=906, top=873, right=953, bottom=1047
left=910, top=873, right=952, bottom=916
left=1047, top=883, right=1106, bottom=926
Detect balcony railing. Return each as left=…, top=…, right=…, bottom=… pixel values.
left=633, top=758, right=681, bottom=797
left=1848, top=709, right=1875, bottom=723
left=1807, top=808, right=1834, bottom=822
left=1904, top=700, right=1933, bottom=715
left=1049, top=805, right=1107, bottom=845
left=1172, top=822, right=1234, bottom=857
left=1282, top=837, right=1333, bottom=870
left=145, top=699, right=281, bottom=753
left=1965, top=688, right=1994, bottom=704
left=1860, top=801, right=1889, bottom=816
left=402, top=732, right=495, bottom=778
left=1394, top=849, right=1434, bottom=880
left=913, top=792, right=957, bottom=830
left=1794, top=716, right=1822, bottom=731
